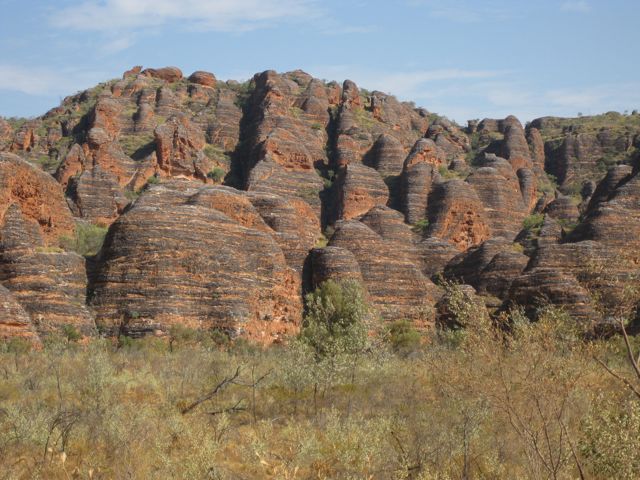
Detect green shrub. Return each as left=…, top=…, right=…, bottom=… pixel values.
left=522, top=213, right=545, bottom=233
left=297, top=187, right=320, bottom=202
left=146, top=174, right=160, bottom=185
left=59, top=223, right=108, bottom=257
left=386, top=319, right=421, bottom=356
left=207, top=167, right=226, bottom=183
left=411, top=218, right=430, bottom=234
left=61, top=324, right=82, bottom=343
left=300, top=280, right=370, bottom=358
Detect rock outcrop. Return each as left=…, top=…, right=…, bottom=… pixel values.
left=0, top=163, right=95, bottom=337
left=1, top=68, right=640, bottom=342
left=89, top=182, right=302, bottom=342
left=0, top=284, right=39, bottom=343
left=427, top=179, right=491, bottom=250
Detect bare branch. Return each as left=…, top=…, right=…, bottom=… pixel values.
left=594, top=356, right=640, bottom=401
left=207, top=399, right=246, bottom=416
left=620, top=319, right=640, bottom=382
left=180, top=366, right=242, bottom=415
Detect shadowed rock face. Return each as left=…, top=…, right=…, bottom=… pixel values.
left=89, top=182, right=302, bottom=342
left=2, top=67, right=640, bottom=341
left=0, top=284, right=40, bottom=343
left=445, top=237, right=528, bottom=299
left=427, top=179, right=491, bottom=251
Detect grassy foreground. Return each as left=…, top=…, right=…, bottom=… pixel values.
left=2, top=279, right=640, bottom=479
left=1, top=318, right=639, bottom=479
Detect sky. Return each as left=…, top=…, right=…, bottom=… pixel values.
left=0, top=0, right=639, bottom=123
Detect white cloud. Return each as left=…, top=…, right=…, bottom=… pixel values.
left=51, top=0, right=321, bottom=32
left=0, top=64, right=108, bottom=96
left=560, top=1, right=592, bottom=13
left=308, top=65, right=503, bottom=99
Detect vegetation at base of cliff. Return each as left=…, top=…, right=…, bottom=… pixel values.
left=3, top=289, right=640, bottom=479
left=59, top=223, right=109, bottom=257
left=411, top=218, right=430, bottom=234
left=207, top=166, right=226, bottom=183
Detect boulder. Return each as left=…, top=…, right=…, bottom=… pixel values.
left=188, top=71, right=217, bottom=88
left=141, top=66, right=183, bottom=82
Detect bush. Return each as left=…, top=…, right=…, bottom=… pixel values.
left=300, top=280, right=370, bottom=358
left=411, top=218, right=430, bottom=234
left=61, top=324, right=82, bottom=343
left=522, top=213, right=545, bottom=233
left=386, top=319, right=421, bottom=356
left=207, top=167, right=226, bottom=183
left=146, top=174, right=160, bottom=185
left=59, top=223, right=108, bottom=257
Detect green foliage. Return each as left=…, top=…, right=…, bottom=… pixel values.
left=4, top=117, right=28, bottom=130
left=352, top=106, right=377, bottom=129
left=385, top=319, right=421, bottom=356
left=59, top=223, right=108, bottom=257
left=61, top=324, right=82, bottom=343
left=207, top=166, right=226, bottom=183
left=537, top=173, right=559, bottom=197
left=145, top=174, right=160, bottom=185
left=300, top=280, right=369, bottom=358
left=411, top=218, right=430, bottom=234
left=296, top=186, right=320, bottom=202
left=580, top=397, right=640, bottom=478
left=438, top=164, right=466, bottom=180
left=314, top=233, right=329, bottom=248
left=315, top=168, right=335, bottom=189
left=0, top=300, right=638, bottom=479
left=203, top=143, right=231, bottom=166
left=119, top=133, right=155, bottom=157
left=289, top=106, right=304, bottom=118
left=522, top=213, right=545, bottom=233
left=436, top=278, right=491, bottom=333
left=310, top=122, right=323, bottom=130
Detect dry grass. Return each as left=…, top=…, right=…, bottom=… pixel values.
left=0, top=307, right=639, bottom=479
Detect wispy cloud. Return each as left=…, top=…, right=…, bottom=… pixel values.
left=308, top=65, right=504, bottom=99
left=51, top=0, right=321, bottom=32
left=308, top=64, right=640, bottom=122
left=560, top=1, right=592, bottom=13
left=0, top=64, right=108, bottom=96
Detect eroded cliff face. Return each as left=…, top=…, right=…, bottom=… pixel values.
left=1, top=66, right=640, bottom=342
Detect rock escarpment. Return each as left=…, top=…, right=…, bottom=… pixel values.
left=1, top=67, right=640, bottom=342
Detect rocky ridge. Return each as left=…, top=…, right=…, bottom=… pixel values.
left=1, top=66, right=639, bottom=342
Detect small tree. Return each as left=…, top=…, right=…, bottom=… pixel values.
left=300, top=279, right=370, bottom=359
left=300, top=280, right=371, bottom=414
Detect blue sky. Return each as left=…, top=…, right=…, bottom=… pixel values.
left=0, top=0, right=639, bottom=122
